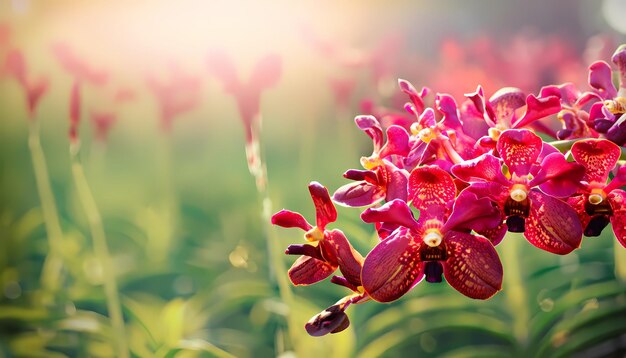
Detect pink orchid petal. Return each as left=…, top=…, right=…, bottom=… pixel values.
left=588, top=61, right=618, bottom=99
left=379, top=125, right=410, bottom=159
left=308, top=182, right=337, bottom=229
left=524, top=190, right=582, bottom=254
left=444, top=190, right=503, bottom=233
left=384, top=164, right=409, bottom=202
left=497, top=129, right=543, bottom=176
left=606, top=166, right=626, bottom=193
left=288, top=256, right=336, bottom=285
left=451, top=153, right=508, bottom=184
left=532, top=152, right=585, bottom=197
left=443, top=231, right=503, bottom=299
left=361, top=199, right=419, bottom=230
left=436, top=94, right=462, bottom=131
left=613, top=44, right=626, bottom=91
left=207, top=50, right=241, bottom=93
left=361, top=228, right=424, bottom=302
left=489, top=87, right=526, bottom=127
left=571, top=139, right=620, bottom=184
left=512, top=94, right=561, bottom=129
left=539, top=83, right=579, bottom=105
left=475, top=217, right=508, bottom=246
left=398, top=78, right=425, bottom=114
left=418, top=107, right=437, bottom=128
left=271, top=210, right=312, bottom=231
left=250, top=54, right=282, bottom=90
left=408, top=165, right=456, bottom=216
left=320, top=230, right=364, bottom=287
left=343, top=169, right=378, bottom=183
left=332, top=181, right=385, bottom=207
left=609, top=189, right=626, bottom=248
left=355, top=115, right=383, bottom=153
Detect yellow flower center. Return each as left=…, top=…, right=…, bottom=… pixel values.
left=510, top=184, right=528, bottom=202
left=423, top=229, right=443, bottom=247
left=304, top=227, right=324, bottom=242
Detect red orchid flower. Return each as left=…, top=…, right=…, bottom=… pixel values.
left=538, top=83, right=600, bottom=140
left=451, top=129, right=585, bottom=254
left=332, top=115, right=409, bottom=207
left=568, top=139, right=626, bottom=246
left=359, top=166, right=503, bottom=302
left=207, top=51, right=281, bottom=177
left=589, top=45, right=626, bottom=145
left=271, top=182, right=363, bottom=287
left=147, top=63, right=202, bottom=132
left=4, top=49, right=49, bottom=119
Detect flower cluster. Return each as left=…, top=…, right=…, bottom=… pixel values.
left=272, top=44, right=626, bottom=336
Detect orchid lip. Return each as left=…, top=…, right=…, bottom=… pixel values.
left=305, top=227, right=324, bottom=242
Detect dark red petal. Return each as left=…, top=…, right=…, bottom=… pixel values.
left=609, top=189, right=626, bottom=248
left=512, top=94, right=561, bottom=129
left=361, top=228, right=424, bottom=302
left=451, top=153, right=508, bottom=184
left=532, top=153, right=585, bottom=197
left=305, top=304, right=350, bottom=337
left=332, top=181, right=385, bottom=207
left=497, top=129, right=542, bottom=176
left=271, top=210, right=312, bottom=231
left=355, top=115, right=383, bottom=153
left=571, top=139, right=620, bottom=184
left=524, top=190, right=582, bottom=254
left=443, top=231, right=503, bottom=299
left=588, top=61, right=618, bottom=99
left=250, top=54, right=281, bottom=90
left=309, top=181, right=337, bottom=229
left=320, top=230, right=364, bottom=287
left=343, top=169, right=378, bottom=183
left=361, top=199, right=419, bottom=230
left=567, top=195, right=591, bottom=235
left=384, top=164, right=409, bottom=202
left=408, top=165, right=456, bottom=215
left=288, top=256, right=336, bottom=285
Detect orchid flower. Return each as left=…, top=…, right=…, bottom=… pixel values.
left=272, top=182, right=363, bottom=287
left=4, top=49, right=49, bottom=119
left=452, top=129, right=585, bottom=254
left=359, top=166, right=503, bottom=302
left=568, top=139, right=626, bottom=246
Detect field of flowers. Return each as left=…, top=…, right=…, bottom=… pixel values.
left=1, top=1, right=626, bottom=357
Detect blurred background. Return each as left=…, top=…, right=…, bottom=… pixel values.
left=1, top=0, right=626, bottom=357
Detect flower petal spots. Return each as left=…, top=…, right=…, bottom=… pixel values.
left=288, top=256, right=336, bottom=286
left=497, top=129, right=543, bottom=176
left=524, top=190, right=582, bottom=254
left=361, top=228, right=424, bottom=302
left=309, top=181, right=337, bottom=229
left=271, top=210, right=312, bottom=231
left=489, top=87, right=526, bottom=127
left=609, top=189, right=626, bottom=248
left=571, top=139, right=621, bottom=184
left=443, top=231, right=503, bottom=299
left=408, top=165, right=456, bottom=216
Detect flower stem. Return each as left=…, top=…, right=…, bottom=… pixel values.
left=28, top=120, right=64, bottom=294
left=615, top=239, right=626, bottom=282
left=70, top=147, right=129, bottom=358
left=501, top=234, right=529, bottom=350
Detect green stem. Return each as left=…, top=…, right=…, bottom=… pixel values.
left=614, top=239, right=626, bottom=282
left=501, top=234, right=529, bottom=352
left=70, top=147, right=129, bottom=358
left=28, top=120, right=64, bottom=294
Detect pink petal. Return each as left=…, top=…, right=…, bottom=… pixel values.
left=606, top=166, right=626, bottom=193
left=609, top=189, right=626, bottom=248
left=613, top=44, right=626, bottom=91
left=332, top=181, right=385, bottom=207
left=250, top=54, right=282, bottom=90
left=571, top=139, right=620, bottom=184
left=361, top=199, right=419, bottom=230
left=288, top=256, right=336, bottom=285
left=444, top=190, right=503, bottom=233
left=408, top=165, right=456, bottom=216
left=320, top=230, right=364, bottom=287
left=207, top=50, right=241, bottom=93
left=488, top=87, right=526, bottom=127
left=524, top=190, right=582, bottom=254
left=355, top=115, right=384, bottom=153
left=343, top=169, right=378, bottom=183
left=531, top=152, right=585, bottom=197
left=443, top=231, right=503, bottom=299
left=271, top=210, right=312, bottom=231
left=451, top=153, right=508, bottom=184
left=379, top=125, right=410, bottom=159
left=436, top=94, right=462, bottom=131
left=308, top=182, right=337, bottom=229
left=398, top=78, right=425, bottom=114
left=512, top=94, right=561, bottom=129
left=361, top=228, right=424, bottom=302
left=496, top=129, right=542, bottom=176
left=384, top=163, right=409, bottom=202
left=588, top=61, right=618, bottom=99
